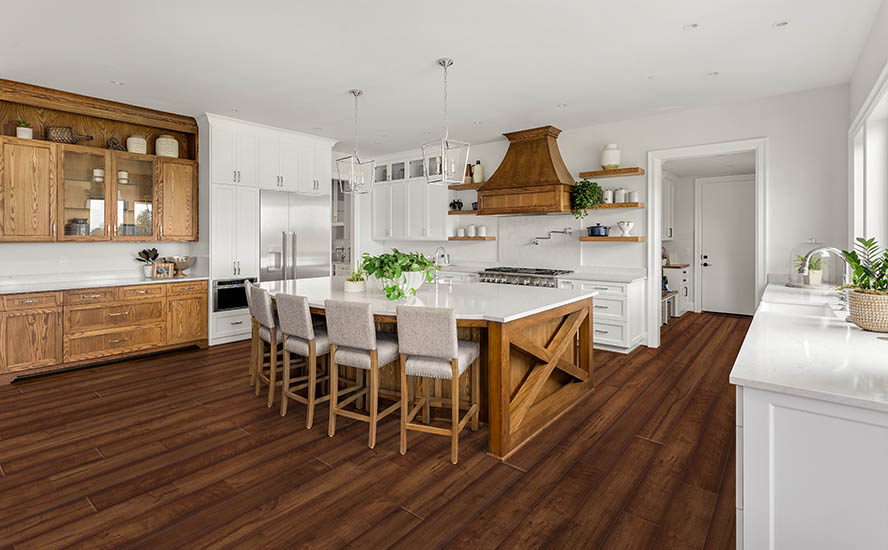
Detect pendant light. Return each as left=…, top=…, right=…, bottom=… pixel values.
left=422, top=58, right=470, bottom=185
left=336, top=89, right=375, bottom=195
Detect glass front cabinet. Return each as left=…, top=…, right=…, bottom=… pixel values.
left=112, top=153, right=157, bottom=240
left=58, top=146, right=113, bottom=241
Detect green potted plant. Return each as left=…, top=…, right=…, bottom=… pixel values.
left=841, top=237, right=888, bottom=332
left=361, top=249, right=439, bottom=300
left=571, top=179, right=604, bottom=219
left=15, top=120, right=33, bottom=139
left=344, top=268, right=366, bottom=293
left=795, top=254, right=823, bottom=286
left=449, top=198, right=463, bottom=212
left=135, top=248, right=159, bottom=278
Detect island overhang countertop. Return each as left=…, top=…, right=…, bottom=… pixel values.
left=258, top=276, right=599, bottom=460
left=257, top=276, right=598, bottom=323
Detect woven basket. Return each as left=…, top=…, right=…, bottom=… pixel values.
left=847, top=290, right=888, bottom=332
left=45, top=126, right=93, bottom=144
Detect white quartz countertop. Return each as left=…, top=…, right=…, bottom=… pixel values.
left=559, top=269, right=647, bottom=283
left=729, top=284, right=888, bottom=412
left=258, top=276, right=598, bottom=323
left=0, top=275, right=209, bottom=295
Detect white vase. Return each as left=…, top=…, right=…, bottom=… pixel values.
left=126, top=135, right=147, bottom=154
left=143, top=265, right=153, bottom=278
left=16, top=127, right=33, bottom=139
left=617, top=221, right=634, bottom=236
left=155, top=135, right=179, bottom=158
left=343, top=279, right=366, bottom=293
left=806, top=270, right=823, bottom=286
left=601, top=144, right=621, bottom=170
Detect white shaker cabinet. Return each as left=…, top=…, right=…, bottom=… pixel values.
left=210, top=123, right=259, bottom=186
left=408, top=181, right=428, bottom=239
left=372, top=183, right=392, bottom=240
left=664, top=265, right=690, bottom=315
left=371, top=169, right=449, bottom=242
left=260, top=133, right=331, bottom=194
left=557, top=277, right=646, bottom=353
left=210, top=184, right=235, bottom=276
left=209, top=184, right=259, bottom=278
left=390, top=181, right=409, bottom=239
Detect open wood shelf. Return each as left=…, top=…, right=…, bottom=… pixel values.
left=448, top=236, right=495, bottom=241
left=448, top=182, right=485, bottom=191
left=663, top=264, right=690, bottom=269
left=449, top=210, right=478, bottom=215
left=579, top=236, right=645, bottom=242
left=595, top=202, right=645, bottom=209
left=579, top=167, right=645, bottom=179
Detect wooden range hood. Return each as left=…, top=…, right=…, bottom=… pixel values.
left=477, top=125, right=574, bottom=215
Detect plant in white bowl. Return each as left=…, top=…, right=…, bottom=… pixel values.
left=343, top=269, right=366, bottom=293
left=361, top=249, right=438, bottom=300
left=841, top=237, right=888, bottom=332
left=617, top=220, right=634, bottom=237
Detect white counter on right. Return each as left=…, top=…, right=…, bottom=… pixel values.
left=730, top=284, right=888, bottom=550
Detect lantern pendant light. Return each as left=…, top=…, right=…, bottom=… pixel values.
left=336, top=89, right=375, bottom=195
left=422, top=57, right=470, bottom=185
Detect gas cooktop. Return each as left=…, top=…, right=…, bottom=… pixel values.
left=479, top=267, right=573, bottom=287
left=483, top=267, right=574, bottom=276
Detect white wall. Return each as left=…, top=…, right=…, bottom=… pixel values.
left=665, top=175, right=696, bottom=304
left=850, top=0, right=888, bottom=119
left=358, top=84, right=849, bottom=277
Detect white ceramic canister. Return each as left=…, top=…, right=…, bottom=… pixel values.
left=155, top=135, right=179, bottom=158
left=456, top=227, right=466, bottom=238
left=478, top=225, right=487, bottom=237
left=603, top=189, right=614, bottom=204
left=614, top=188, right=628, bottom=203
left=628, top=190, right=640, bottom=203
left=601, top=144, right=621, bottom=170
left=126, top=135, right=147, bottom=154
left=467, top=224, right=477, bottom=238
left=16, top=127, right=33, bottom=139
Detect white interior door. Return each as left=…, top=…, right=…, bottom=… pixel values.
left=700, top=177, right=755, bottom=315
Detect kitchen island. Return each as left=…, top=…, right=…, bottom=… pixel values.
left=258, top=276, right=598, bottom=459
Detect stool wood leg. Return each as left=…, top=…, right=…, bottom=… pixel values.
left=471, top=358, right=480, bottom=431
left=451, top=358, right=460, bottom=464
left=306, top=340, right=317, bottom=429
left=267, top=332, right=278, bottom=408
left=399, top=354, right=408, bottom=455
left=281, top=343, right=291, bottom=417
left=254, top=339, right=264, bottom=396
left=422, top=378, right=431, bottom=424
left=368, top=350, right=379, bottom=449
left=249, top=320, right=258, bottom=386
left=328, top=346, right=338, bottom=437
left=356, top=369, right=365, bottom=411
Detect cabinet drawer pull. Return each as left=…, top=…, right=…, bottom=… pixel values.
left=108, top=311, right=130, bottom=317
left=594, top=329, right=609, bottom=334
left=593, top=286, right=609, bottom=291
left=135, top=290, right=149, bottom=294
left=108, top=337, right=129, bottom=344
left=82, top=294, right=103, bottom=299
left=593, top=305, right=608, bottom=309
left=229, top=320, right=244, bottom=326
left=20, top=299, right=41, bottom=304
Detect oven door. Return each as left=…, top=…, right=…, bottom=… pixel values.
left=213, top=278, right=255, bottom=312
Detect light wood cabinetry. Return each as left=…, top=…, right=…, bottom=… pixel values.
left=0, top=137, right=57, bottom=241
left=159, top=159, right=198, bottom=241
left=0, top=281, right=207, bottom=382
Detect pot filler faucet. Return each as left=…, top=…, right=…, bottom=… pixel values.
left=799, top=247, right=852, bottom=310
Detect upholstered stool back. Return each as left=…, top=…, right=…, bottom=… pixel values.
left=324, top=300, right=376, bottom=351
left=396, top=306, right=458, bottom=360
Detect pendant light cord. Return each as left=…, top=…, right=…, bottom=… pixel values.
left=442, top=62, right=449, bottom=141
left=353, top=91, right=360, bottom=159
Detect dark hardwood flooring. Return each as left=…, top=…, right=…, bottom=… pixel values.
left=0, top=312, right=749, bottom=549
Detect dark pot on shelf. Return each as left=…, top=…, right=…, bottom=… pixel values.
left=587, top=223, right=609, bottom=237
left=472, top=201, right=478, bottom=210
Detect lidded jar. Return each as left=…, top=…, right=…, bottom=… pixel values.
left=786, top=238, right=843, bottom=288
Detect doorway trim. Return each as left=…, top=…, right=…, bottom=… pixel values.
left=694, top=174, right=757, bottom=314
left=646, top=138, right=767, bottom=348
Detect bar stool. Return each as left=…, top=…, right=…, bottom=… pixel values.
left=245, top=280, right=258, bottom=386
left=248, top=285, right=284, bottom=407
left=396, top=305, right=480, bottom=464
left=276, top=293, right=331, bottom=428
left=325, top=300, right=401, bottom=448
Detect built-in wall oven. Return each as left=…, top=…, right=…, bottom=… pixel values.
left=213, top=278, right=256, bottom=312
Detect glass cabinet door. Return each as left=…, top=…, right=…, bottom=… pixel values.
left=409, top=159, right=424, bottom=179
left=391, top=161, right=406, bottom=181
left=60, top=148, right=110, bottom=240
left=114, top=155, right=156, bottom=239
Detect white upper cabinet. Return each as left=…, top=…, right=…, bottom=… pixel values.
left=372, top=183, right=391, bottom=240
left=210, top=184, right=236, bottom=276
left=210, top=122, right=258, bottom=186
left=235, top=130, right=259, bottom=187
left=315, top=143, right=332, bottom=195
left=408, top=181, right=428, bottom=239
left=234, top=187, right=260, bottom=277
left=259, top=132, right=331, bottom=194
left=427, top=183, right=448, bottom=240
left=390, top=181, right=409, bottom=239
left=278, top=135, right=302, bottom=191
left=259, top=133, right=280, bottom=189
left=370, top=163, right=450, bottom=242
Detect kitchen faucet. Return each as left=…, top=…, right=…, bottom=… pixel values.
left=433, top=246, right=449, bottom=285
left=800, top=246, right=852, bottom=310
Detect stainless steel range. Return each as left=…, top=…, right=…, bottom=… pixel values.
left=478, top=267, right=573, bottom=288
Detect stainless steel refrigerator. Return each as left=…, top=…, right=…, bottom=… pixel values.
left=260, top=190, right=331, bottom=281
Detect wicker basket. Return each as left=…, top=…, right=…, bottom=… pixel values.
left=45, top=126, right=93, bottom=144
left=847, top=290, right=888, bottom=332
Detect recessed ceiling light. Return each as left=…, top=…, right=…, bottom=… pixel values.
left=706, top=71, right=720, bottom=77
left=110, top=80, right=125, bottom=86
left=231, top=107, right=239, bottom=112
left=647, top=74, right=656, bottom=80
left=773, top=20, right=790, bottom=28
left=473, top=120, right=483, bottom=125
left=556, top=103, right=568, bottom=108
left=682, top=23, right=699, bottom=30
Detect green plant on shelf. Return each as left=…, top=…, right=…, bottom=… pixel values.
left=449, top=198, right=463, bottom=211
left=571, top=179, right=604, bottom=219
left=14, top=120, right=31, bottom=128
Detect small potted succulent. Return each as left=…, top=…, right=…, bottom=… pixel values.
left=135, top=248, right=159, bottom=278
left=361, top=249, right=438, bottom=300
left=796, top=254, right=823, bottom=286
left=841, top=237, right=888, bottom=332
left=344, top=269, right=366, bottom=293
left=571, top=179, right=604, bottom=219
left=449, top=198, right=463, bottom=212
left=15, top=120, right=33, bottom=139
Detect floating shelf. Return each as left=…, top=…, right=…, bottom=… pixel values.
left=579, top=236, right=645, bottom=242
left=449, top=210, right=478, bottom=215
left=663, top=264, right=690, bottom=269
left=578, top=167, right=645, bottom=179
left=448, top=236, right=495, bottom=241
left=448, top=182, right=485, bottom=191
left=595, top=202, right=645, bottom=209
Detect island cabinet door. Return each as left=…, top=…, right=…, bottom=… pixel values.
left=167, top=295, right=208, bottom=345
left=0, top=138, right=57, bottom=241
left=159, top=159, right=197, bottom=241
left=0, top=308, right=63, bottom=372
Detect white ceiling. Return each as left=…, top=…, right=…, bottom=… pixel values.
left=664, top=151, right=756, bottom=178
left=0, top=0, right=880, bottom=155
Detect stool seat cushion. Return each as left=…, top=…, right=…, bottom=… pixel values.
left=284, top=329, right=330, bottom=357
left=258, top=326, right=282, bottom=344
left=334, top=333, right=399, bottom=370
left=405, top=340, right=480, bottom=380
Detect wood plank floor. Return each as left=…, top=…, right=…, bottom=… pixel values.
left=0, top=312, right=749, bottom=549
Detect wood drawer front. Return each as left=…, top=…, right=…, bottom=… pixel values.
left=593, top=321, right=626, bottom=346
left=4, top=291, right=62, bottom=311
left=66, top=300, right=166, bottom=333
left=592, top=297, right=626, bottom=321
left=65, top=325, right=165, bottom=363
left=119, top=284, right=166, bottom=301
left=65, top=287, right=118, bottom=305
left=167, top=280, right=208, bottom=297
